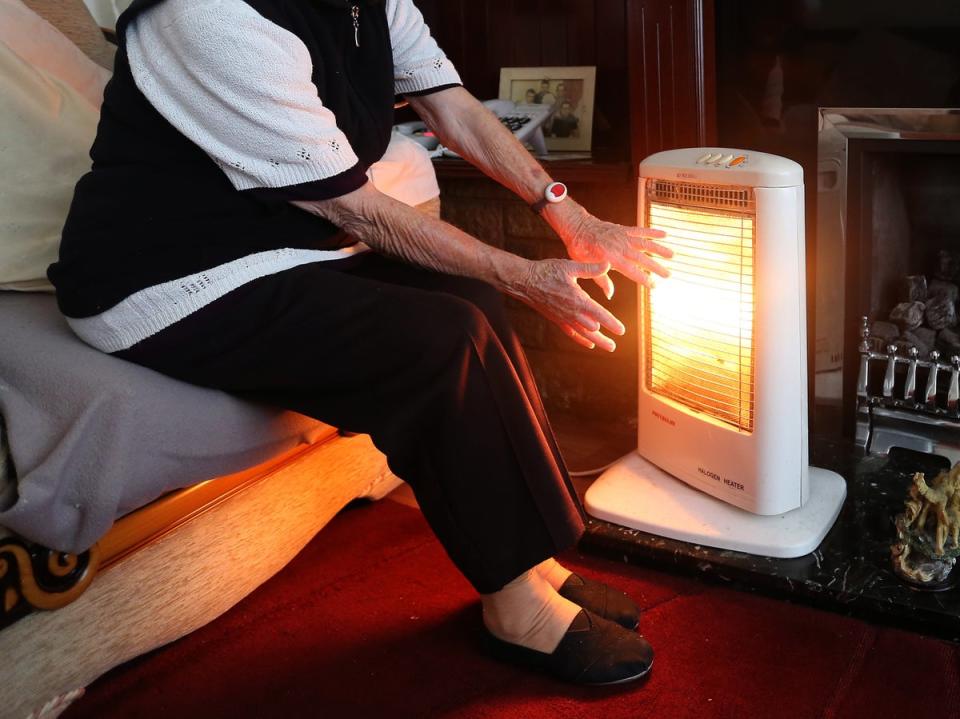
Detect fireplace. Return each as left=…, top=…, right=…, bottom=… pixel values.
left=814, top=108, right=960, bottom=459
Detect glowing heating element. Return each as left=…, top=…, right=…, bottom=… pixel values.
left=644, top=198, right=756, bottom=432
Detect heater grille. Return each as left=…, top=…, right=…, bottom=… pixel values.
left=648, top=179, right=753, bottom=211
left=644, top=180, right=756, bottom=432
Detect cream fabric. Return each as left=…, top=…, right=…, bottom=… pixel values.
left=369, top=131, right=441, bottom=208
left=0, top=0, right=109, bottom=292
left=0, top=0, right=111, bottom=107
left=16, top=0, right=115, bottom=69
left=0, top=43, right=102, bottom=292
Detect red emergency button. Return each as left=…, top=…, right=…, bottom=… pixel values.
left=728, top=155, right=747, bottom=167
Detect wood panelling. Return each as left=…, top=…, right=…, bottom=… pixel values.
left=415, top=0, right=714, bottom=165
left=416, top=0, right=631, bottom=158
left=627, top=0, right=717, bottom=164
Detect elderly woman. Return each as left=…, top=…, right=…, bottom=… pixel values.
left=49, top=0, right=671, bottom=686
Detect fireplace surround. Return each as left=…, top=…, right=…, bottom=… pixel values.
left=814, top=108, right=960, bottom=458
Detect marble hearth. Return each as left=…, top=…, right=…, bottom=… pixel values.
left=579, top=436, right=960, bottom=642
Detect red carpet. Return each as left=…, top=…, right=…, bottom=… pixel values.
left=65, top=500, right=960, bottom=719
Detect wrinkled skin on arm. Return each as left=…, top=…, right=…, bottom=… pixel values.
left=295, top=86, right=671, bottom=351
left=407, top=87, right=673, bottom=296
left=295, top=185, right=623, bottom=350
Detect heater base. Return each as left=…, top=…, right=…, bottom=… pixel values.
left=584, top=453, right=846, bottom=559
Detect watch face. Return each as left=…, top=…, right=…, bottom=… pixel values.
left=546, top=182, right=568, bottom=203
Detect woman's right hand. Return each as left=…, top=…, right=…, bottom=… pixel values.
left=506, top=258, right=625, bottom=352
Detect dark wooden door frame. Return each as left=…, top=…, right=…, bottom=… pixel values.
left=627, top=0, right=717, bottom=168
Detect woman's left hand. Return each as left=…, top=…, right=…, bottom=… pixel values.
left=561, top=213, right=673, bottom=299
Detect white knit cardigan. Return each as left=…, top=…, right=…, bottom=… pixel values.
left=68, top=0, right=461, bottom=353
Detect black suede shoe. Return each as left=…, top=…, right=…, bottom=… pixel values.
left=484, top=609, right=654, bottom=686
left=558, top=574, right=641, bottom=631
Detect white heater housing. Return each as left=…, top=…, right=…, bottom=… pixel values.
left=585, top=148, right=846, bottom=558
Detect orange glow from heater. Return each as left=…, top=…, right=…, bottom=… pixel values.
left=645, top=201, right=755, bottom=432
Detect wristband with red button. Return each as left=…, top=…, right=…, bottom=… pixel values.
left=530, top=181, right=568, bottom=214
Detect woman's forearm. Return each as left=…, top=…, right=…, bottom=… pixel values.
left=409, top=88, right=671, bottom=292
left=407, top=87, right=589, bottom=239
left=293, top=182, right=529, bottom=292
left=294, top=182, right=625, bottom=351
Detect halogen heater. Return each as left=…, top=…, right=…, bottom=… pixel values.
left=584, top=148, right=846, bottom=558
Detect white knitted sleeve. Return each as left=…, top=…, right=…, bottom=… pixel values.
left=387, top=0, right=462, bottom=96
left=125, top=0, right=365, bottom=197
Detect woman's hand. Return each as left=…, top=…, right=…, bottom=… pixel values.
left=298, top=186, right=624, bottom=351
left=506, top=258, right=625, bottom=352
left=405, top=88, right=670, bottom=299
left=560, top=212, right=673, bottom=300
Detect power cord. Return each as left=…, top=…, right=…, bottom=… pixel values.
left=568, top=457, right=622, bottom=478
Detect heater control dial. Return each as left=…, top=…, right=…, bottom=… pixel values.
left=694, top=152, right=750, bottom=168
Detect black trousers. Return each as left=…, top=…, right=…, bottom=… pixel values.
left=116, top=253, right=585, bottom=593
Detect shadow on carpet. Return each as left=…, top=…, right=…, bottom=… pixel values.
left=64, top=500, right=960, bottom=719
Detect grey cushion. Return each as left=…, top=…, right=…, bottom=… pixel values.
left=0, top=293, right=324, bottom=552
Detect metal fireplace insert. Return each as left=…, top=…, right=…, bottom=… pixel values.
left=815, top=107, right=960, bottom=461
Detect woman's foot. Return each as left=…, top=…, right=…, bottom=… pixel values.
left=481, top=569, right=582, bottom=654
left=535, top=557, right=574, bottom=589
left=480, top=569, right=653, bottom=685
left=536, top=558, right=641, bottom=631
left=484, top=609, right=654, bottom=686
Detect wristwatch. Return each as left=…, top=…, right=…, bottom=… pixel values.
left=530, top=181, right=568, bottom=214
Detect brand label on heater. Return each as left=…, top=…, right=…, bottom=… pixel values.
left=698, top=466, right=745, bottom=492
left=652, top=409, right=676, bottom=427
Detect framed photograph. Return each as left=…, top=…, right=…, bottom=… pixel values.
left=498, top=66, right=597, bottom=152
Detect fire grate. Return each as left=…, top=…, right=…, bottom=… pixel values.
left=856, top=316, right=960, bottom=462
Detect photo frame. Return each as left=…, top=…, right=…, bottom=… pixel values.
left=498, top=66, right=597, bottom=152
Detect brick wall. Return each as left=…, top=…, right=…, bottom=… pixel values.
left=439, top=177, right=640, bottom=427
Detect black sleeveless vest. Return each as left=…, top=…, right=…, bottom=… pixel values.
left=50, top=0, right=392, bottom=317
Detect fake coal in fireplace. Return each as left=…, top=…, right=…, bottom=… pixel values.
left=815, top=108, right=960, bottom=461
